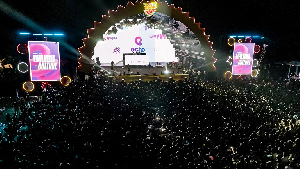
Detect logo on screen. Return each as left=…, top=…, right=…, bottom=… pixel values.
left=135, top=37, right=143, bottom=46
left=105, top=37, right=117, bottom=40
left=113, top=47, right=121, bottom=54
left=150, top=34, right=167, bottom=39
left=131, top=47, right=145, bottom=53
left=144, top=2, right=157, bottom=16
left=235, top=53, right=251, bottom=65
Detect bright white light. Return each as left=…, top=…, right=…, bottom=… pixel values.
left=54, top=34, right=64, bottom=36
left=93, top=23, right=176, bottom=65
left=33, top=34, right=43, bottom=36
left=160, top=127, right=166, bottom=132
left=19, top=32, right=30, bottom=35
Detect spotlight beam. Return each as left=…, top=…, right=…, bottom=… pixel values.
left=0, top=1, right=90, bottom=63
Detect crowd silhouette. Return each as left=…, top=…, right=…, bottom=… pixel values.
left=0, top=73, right=300, bottom=169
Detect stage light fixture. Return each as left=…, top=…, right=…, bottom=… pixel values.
left=227, top=38, right=235, bottom=46
left=60, top=76, right=72, bottom=86
left=224, top=71, right=232, bottom=79
left=245, top=37, right=252, bottom=43
left=17, top=62, right=28, bottom=73
left=22, top=81, right=35, bottom=92
left=254, top=45, right=261, bottom=53
left=17, top=44, right=28, bottom=54
left=251, top=70, right=259, bottom=77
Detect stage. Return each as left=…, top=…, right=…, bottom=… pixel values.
left=108, top=74, right=189, bottom=83
left=98, top=66, right=189, bottom=82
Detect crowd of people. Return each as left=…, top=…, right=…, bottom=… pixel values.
left=0, top=72, right=300, bottom=168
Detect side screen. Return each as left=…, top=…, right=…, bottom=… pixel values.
left=28, top=41, right=61, bottom=81
left=232, top=43, right=254, bottom=75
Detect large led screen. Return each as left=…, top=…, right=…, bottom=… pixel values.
left=28, top=41, right=61, bottom=81
left=232, top=43, right=254, bottom=75
left=92, top=24, right=177, bottom=66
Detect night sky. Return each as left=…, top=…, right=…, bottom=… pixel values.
left=0, top=0, right=299, bottom=62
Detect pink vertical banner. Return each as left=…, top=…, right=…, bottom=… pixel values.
left=232, top=43, right=254, bottom=75
left=28, top=41, right=61, bottom=81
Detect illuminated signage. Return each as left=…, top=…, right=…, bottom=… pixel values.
left=28, top=41, right=61, bottom=81
left=232, top=43, right=254, bottom=75
left=93, top=24, right=176, bottom=66
left=135, top=37, right=143, bottom=46
left=131, top=47, right=146, bottom=53
left=133, top=37, right=145, bottom=52
left=144, top=2, right=157, bottom=16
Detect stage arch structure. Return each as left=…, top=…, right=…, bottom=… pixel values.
left=78, top=0, right=216, bottom=73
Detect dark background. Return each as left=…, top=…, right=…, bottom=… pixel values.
left=1, top=0, right=299, bottom=59
left=0, top=0, right=299, bottom=88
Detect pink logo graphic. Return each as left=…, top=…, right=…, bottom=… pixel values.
left=234, top=44, right=248, bottom=55
left=150, top=34, right=167, bottom=39
left=106, top=37, right=117, bottom=40
left=135, top=37, right=143, bottom=46
left=113, top=47, right=120, bottom=54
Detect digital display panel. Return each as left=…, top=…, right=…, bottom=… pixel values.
left=125, top=54, right=150, bottom=65
left=28, top=41, right=61, bottom=81
left=232, top=43, right=254, bottom=75
left=93, top=24, right=177, bottom=66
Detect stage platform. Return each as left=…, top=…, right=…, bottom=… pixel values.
left=101, top=66, right=184, bottom=75
left=108, top=74, right=189, bottom=83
